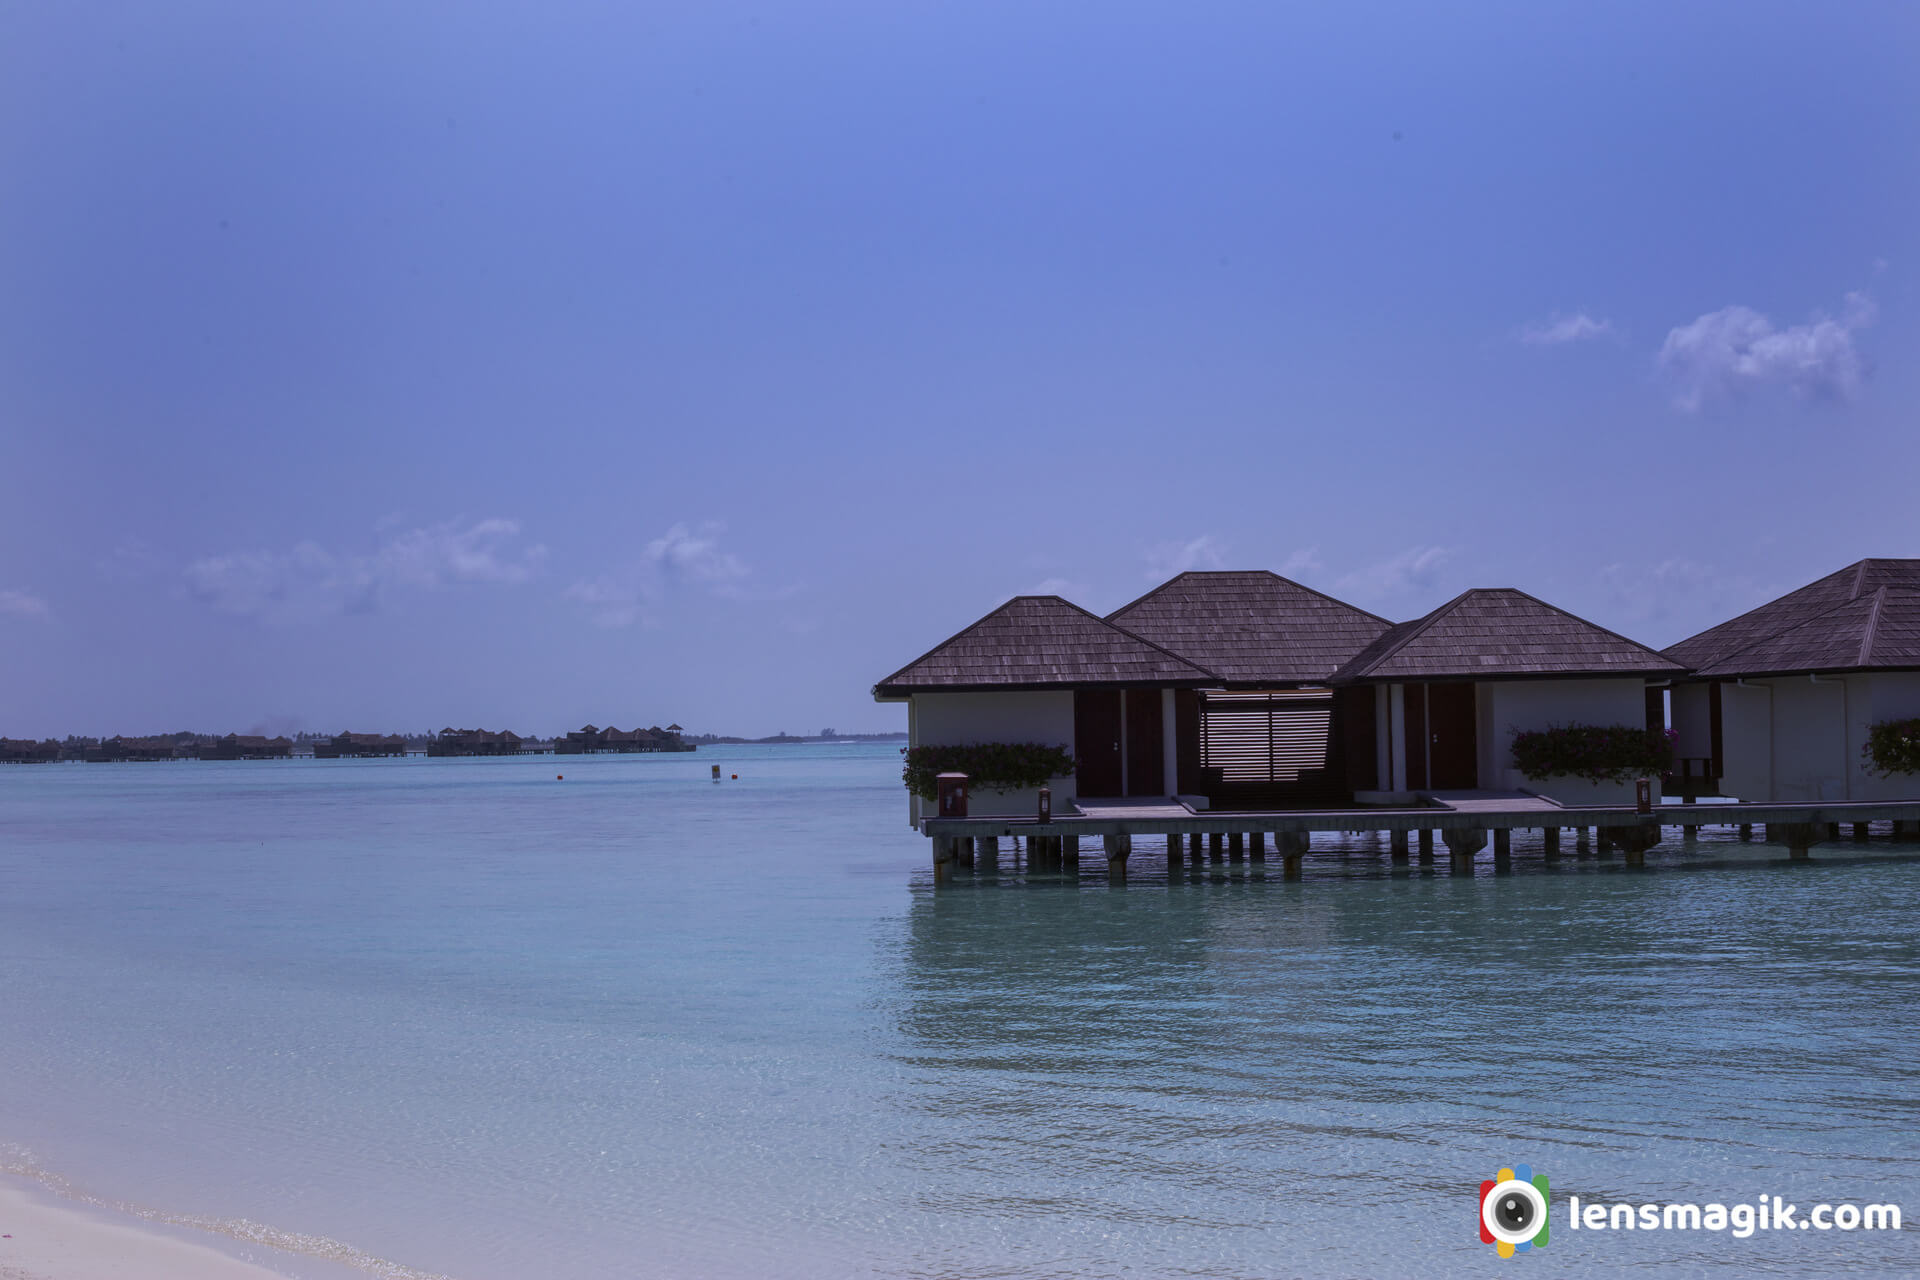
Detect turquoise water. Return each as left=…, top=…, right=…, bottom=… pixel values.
left=2, top=744, right=1918, bottom=1277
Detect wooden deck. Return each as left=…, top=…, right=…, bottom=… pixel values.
left=920, top=795, right=1920, bottom=882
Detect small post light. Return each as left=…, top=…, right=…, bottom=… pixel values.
left=1635, top=777, right=1652, bottom=814
left=1037, top=786, right=1051, bottom=822
left=937, top=772, right=969, bottom=819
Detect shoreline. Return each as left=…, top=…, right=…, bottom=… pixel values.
left=0, top=1172, right=438, bottom=1280
left=0, top=1175, right=295, bottom=1280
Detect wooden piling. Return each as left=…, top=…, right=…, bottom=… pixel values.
left=1167, top=834, right=1182, bottom=866
left=1103, top=834, right=1129, bottom=880
left=1389, top=829, right=1410, bottom=863
left=1274, top=831, right=1308, bottom=880
left=1773, top=822, right=1820, bottom=860
left=1853, top=822, right=1871, bottom=842
left=1250, top=831, right=1266, bottom=861
left=932, top=835, right=955, bottom=884
left=1228, top=832, right=1244, bottom=862
left=1492, top=828, right=1511, bottom=863
left=957, top=836, right=975, bottom=868
left=1739, top=823, right=1753, bottom=841
left=1209, top=832, right=1224, bottom=863
left=1542, top=827, right=1561, bottom=860
left=1443, top=827, right=1486, bottom=872
left=977, top=835, right=998, bottom=871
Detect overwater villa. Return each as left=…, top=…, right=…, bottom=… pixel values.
left=874, top=572, right=1683, bottom=822
left=877, top=563, right=1920, bottom=878
left=1665, top=559, right=1920, bottom=803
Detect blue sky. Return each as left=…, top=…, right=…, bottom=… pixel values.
left=3, top=2, right=1916, bottom=737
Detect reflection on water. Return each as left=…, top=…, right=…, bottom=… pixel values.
left=884, top=833, right=1920, bottom=1276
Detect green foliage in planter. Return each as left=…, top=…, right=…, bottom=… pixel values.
left=1509, top=723, right=1675, bottom=784
left=901, top=742, right=1076, bottom=799
left=1863, top=718, right=1920, bottom=778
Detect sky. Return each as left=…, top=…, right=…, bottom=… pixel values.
left=3, top=2, right=1918, bottom=739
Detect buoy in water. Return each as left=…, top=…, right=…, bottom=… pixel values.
left=731, top=773, right=738, bottom=780
left=556, top=774, right=563, bottom=780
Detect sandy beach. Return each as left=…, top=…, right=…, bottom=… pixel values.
left=0, top=1179, right=293, bottom=1280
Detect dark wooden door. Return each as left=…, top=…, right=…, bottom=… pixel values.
left=1404, top=686, right=1427, bottom=790
left=1427, top=681, right=1479, bottom=789
left=1074, top=689, right=1123, bottom=798
left=1335, top=685, right=1377, bottom=792
left=1124, top=688, right=1164, bottom=797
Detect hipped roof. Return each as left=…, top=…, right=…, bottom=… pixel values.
left=1665, top=558, right=1920, bottom=671
left=873, top=595, right=1218, bottom=695
left=1105, top=570, right=1391, bottom=684
left=1333, top=588, right=1686, bottom=682
left=1693, top=587, right=1920, bottom=677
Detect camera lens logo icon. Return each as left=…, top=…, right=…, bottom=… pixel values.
left=1479, top=1165, right=1549, bottom=1257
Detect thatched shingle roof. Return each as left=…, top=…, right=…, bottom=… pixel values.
left=1333, top=588, right=1685, bottom=681
left=1105, top=570, right=1391, bottom=684
left=1665, top=558, right=1920, bottom=670
left=873, top=595, right=1218, bottom=695
left=1694, top=587, right=1920, bottom=677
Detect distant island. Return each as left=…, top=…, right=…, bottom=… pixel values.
left=2, top=724, right=904, bottom=763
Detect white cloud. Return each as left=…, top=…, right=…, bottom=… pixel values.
left=0, top=589, right=49, bottom=619
left=1659, top=291, right=1877, bottom=411
left=186, top=518, right=545, bottom=622
left=1145, top=534, right=1227, bottom=580
left=1520, top=311, right=1612, bottom=345
left=645, top=522, right=748, bottom=587
left=566, top=521, right=754, bottom=628
left=1278, top=547, right=1325, bottom=579
left=1334, top=546, right=1451, bottom=602
left=1598, top=558, right=1782, bottom=633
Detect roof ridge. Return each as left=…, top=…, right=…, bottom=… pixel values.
left=1664, top=558, right=1881, bottom=661
left=871, top=593, right=1223, bottom=692
left=1860, top=585, right=1888, bottom=668
left=1341, top=588, right=1473, bottom=675
left=1700, top=589, right=1883, bottom=675
left=870, top=597, right=1027, bottom=691
left=1049, top=594, right=1223, bottom=679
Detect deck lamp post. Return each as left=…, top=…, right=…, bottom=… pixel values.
left=1037, top=786, right=1051, bottom=822
left=1635, top=778, right=1652, bottom=814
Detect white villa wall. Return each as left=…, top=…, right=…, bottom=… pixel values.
left=1479, top=678, right=1647, bottom=806
left=1768, top=677, right=1849, bottom=801
left=907, top=691, right=1077, bottom=822
left=1855, top=673, right=1920, bottom=801
left=1718, top=682, right=1772, bottom=801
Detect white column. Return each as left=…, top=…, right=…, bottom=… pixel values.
left=1388, top=683, right=1408, bottom=792
left=1162, top=687, right=1178, bottom=796
left=1373, top=685, right=1390, bottom=791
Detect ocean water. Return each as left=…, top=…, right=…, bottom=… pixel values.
left=2, top=744, right=1918, bottom=1278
